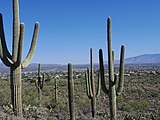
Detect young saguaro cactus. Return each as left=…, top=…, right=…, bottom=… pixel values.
left=68, top=63, right=75, bottom=120
left=85, top=48, right=101, bottom=118
left=35, top=63, right=44, bottom=107
left=0, top=0, right=39, bottom=116
left=54, top=77, right=58, bottom=102
left=99, top=17, right=125, bottom=120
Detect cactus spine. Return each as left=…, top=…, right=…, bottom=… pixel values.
left=85, top=48, right=101, bottom=117
left=99, top=17, right=125, bottom=120
left=35, top=63, right=44, bottom=107
left=68, top=63, right=75, bottom=120
left=0, top=0, right=39, bottom=116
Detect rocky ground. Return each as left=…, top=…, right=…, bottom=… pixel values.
left=0, top=74, right=160, bottom=120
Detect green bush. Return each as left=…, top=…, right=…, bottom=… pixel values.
left=122, top=100, right=150, bottom=112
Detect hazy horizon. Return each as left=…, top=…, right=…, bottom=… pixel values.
left=0, top=0, right=160, bottom=64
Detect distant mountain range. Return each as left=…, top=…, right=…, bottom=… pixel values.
left=0, top=53, right=160, bottom=74
left=125, top=53, right=160, bottom=64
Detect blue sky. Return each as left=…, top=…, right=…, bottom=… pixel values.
left=0, top=0, right=160, bottom=64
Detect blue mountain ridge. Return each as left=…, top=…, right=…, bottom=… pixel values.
left=124, top=53, right=160, bottom=64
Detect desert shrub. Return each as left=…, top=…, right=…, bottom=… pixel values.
left=124, top=111, right=158, bottom=120
left=122, top=100, right=150, bottom=112
left=0, top=80, right=10, bottom=105
left=76, top=96, right=89, bottom=110
left=47, top=98, right=67, bottom=113
left=22, top=87, right=39, bottom=106
left=116, top=96, right=125, bottom=110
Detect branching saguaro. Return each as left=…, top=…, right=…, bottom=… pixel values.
left=35, top=63, right=44, bottom=107
left=0, top=0, right=39, bottom=116
left=99, top=17, right=125, bottom=120
left=85, top=48, right=101, bottom=118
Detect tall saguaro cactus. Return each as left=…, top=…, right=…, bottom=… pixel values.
left=35, top=63, right=44, bottom=107
left=0, top=0, right=39, bottom=116
left=85, top=48, right=101, bottom=117
left=99, top=17, right=125, bottom=120
left=68, top=63, right=75, bottom=120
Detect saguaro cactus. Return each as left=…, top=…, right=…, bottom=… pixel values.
left=85, top=48, right=101, bottom=117
left=35, top=63, right=44, bottom=107
left=99, top=17, right=125, bottom=120
left=54, top=78, right=58, bottom=102
left=68, top=63, right=75, bottom=120
left=0, top=0, right=39, bottom=116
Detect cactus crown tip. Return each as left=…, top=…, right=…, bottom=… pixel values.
left=68, top=63, right=72, bottom=66
left=20, top=22, right=24, bottom=25
left=35, top=22, right=40, bottom=27
left=35, top=22, right=39, bottom=24
left=108, top=16, right=111, bottom=19
left=99, top=49, right=102, bottom=52
left=121, top=45, right=125, bottom=49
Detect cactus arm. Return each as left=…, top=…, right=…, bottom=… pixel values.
left=40, top=74, right=44, bottom=89
left=116, top=45, right=125, bottom=96
left=88, top=67, right=93, bottom=98
left=16, top=23, right=24, bottom=66
left=85, top=68, right=93, bottom=99
left=21, top=22, right=39, bottom=68
left=96, top=71, right=101, bottom=98
left=85, top=71, right=91, bottom=98
left=35, top=79, right=39, bottom=89
left=0, top=14, right=12, bottom=60
left=99, top=49, right=108, bottom=94
left=0, top=39, right=13, bottom=67
left=12, top=0, right=20, bottom=61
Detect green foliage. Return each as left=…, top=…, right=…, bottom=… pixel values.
left=124, top=111, right=158, bottom=120
left=0, top=80, right=10, bottom=105
left=47, top=98, right=67, bottom=112
left=23, top=88, right=39, bottom=106
left=122, top=100, right=150, bottom=112
left=76, top=96, right=90, bottom=110
left=0, top=70, right=160, bottom=119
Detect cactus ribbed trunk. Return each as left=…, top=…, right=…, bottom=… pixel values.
left=35, top=63, right=44, bottom=107
left=90, top=48, right=96, bottom=118
left=10, top=66, right=22, bottom=116
left=38, top=87, right=42, bottom=106
left=54, top=79, right=58, bottom=102
left=107, top=17, right=116, bottom=120
left=68, top=63, right=75, bottom=120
